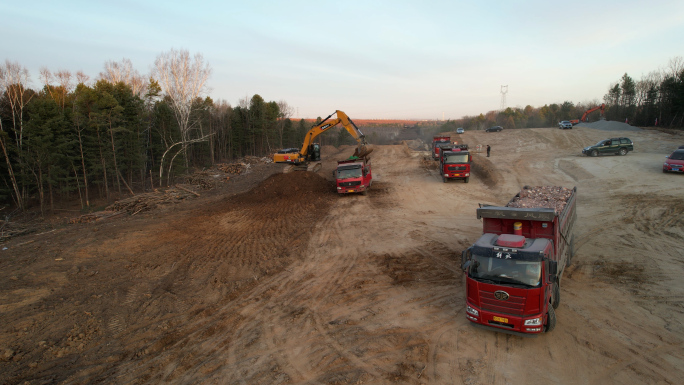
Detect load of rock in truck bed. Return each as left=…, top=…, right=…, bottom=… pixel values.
left=506, top=186, right=573, bottom=213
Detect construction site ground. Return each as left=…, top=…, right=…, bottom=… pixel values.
left=1, top=123, right=683, bottom=384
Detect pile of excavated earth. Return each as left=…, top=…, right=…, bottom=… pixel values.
left=575, top=120, right=641, bottom=131
left=507, top=186, right=574, bottom=212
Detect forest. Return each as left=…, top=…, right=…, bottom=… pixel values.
left=1, top=52, right=683, bottom=212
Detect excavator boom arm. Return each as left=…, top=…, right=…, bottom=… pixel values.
left=580, top=103, right=606, bottom=122
left=298, top=110, right=367, bottom=157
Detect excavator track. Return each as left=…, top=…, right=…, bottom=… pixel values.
left=307, top=162, right=322, bottom=173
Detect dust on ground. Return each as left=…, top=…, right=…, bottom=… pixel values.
left=2, top=122, right=684, bottom=384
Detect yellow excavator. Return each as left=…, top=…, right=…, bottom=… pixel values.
left=273, top=110, right=373, bottom=172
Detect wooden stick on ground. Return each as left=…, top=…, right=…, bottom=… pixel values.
left=175, top=185, right=201, bottom=197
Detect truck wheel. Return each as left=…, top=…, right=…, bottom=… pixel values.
left=464, top=177, right=469, bottom=183
left=545, top=305, right=557, bottom=332
left=590, top=150, right=598, bottom=157
left=619, top=148, right=627, bottom=156
left=552, top=283, right=560, bottom=309
left=442, top=176, right=447, bottom=183
left=362, top=189, right=368, bottom=196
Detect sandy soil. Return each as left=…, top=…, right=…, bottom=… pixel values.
left=1, top=124, right=683, bottom=384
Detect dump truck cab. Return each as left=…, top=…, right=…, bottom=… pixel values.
left=334, top=157, right=372, bottom=195
left=439, top=144, right=471, bottom=183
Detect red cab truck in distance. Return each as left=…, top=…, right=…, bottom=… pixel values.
left=461, top=186, right=577, bottom=336
left=439, top=144, right=471, bottom=183
left=432, top=136, right=451, bottom=160
left=334, top=157, right=372, bottom=195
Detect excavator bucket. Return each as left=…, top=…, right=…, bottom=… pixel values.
left=353, top=144, right=374, bottom=158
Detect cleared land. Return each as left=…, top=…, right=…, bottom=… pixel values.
left=1, top=123, right=683, bottom=384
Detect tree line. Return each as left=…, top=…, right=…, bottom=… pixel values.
left=2, top=53, right=682, bottom=212
left=439, top=56, right=684, bottom=134
left=0, top=52, right=325, bottom=212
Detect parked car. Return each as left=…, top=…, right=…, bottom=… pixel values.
left=485, top=126, right=503, bottom=132
left=582, top=137, right=634, bottom=157
left=663, top=149, right=684, bottom=173
left=558, top=121, right=573, bottom=129
left=456, top=127, right=465, bottom=134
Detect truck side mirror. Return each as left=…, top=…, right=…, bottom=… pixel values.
left=548, top=260, right=558, bottom=275
left=461, top=248, right=471, bottom=271
left=332, top=170, right=336, bottom=178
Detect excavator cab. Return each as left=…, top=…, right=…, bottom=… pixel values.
left=307, top=144, right=321, bottom=161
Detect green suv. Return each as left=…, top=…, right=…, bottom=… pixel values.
left=582, top=137, right=634, bottom=157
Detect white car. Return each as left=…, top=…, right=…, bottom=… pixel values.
left=456, top=127, right=465, bottom=134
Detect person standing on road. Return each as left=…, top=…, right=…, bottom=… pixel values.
left=486, top=145, right=491, bottom=157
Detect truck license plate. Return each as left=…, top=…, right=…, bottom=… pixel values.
left=492, top=316, right=508, bottom=323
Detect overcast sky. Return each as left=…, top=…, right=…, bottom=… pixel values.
left=3, top=0, right=684, bottom=119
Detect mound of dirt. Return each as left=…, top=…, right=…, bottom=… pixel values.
left=232, top=171, right=335, bottom=204
left=576, top=120, right=642, bottom=132
left=470, top=154, right=499, bottom=188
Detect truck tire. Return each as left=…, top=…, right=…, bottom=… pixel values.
left=442, top=176, right=447, bottom=183
left=590, top=149, right=598, bottom=157
left=619, top=148, right=627, bottom=156
left=464, top=177, right=469, bottom=183
left=362, top=189, right=368, bottom=196
left=552, top=283, right=560, bottom=309
left=545, top=305, right=557, bottom=332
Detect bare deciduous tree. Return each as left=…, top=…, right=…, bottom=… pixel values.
left=152, top=49, right=212, bottom=183
left=2, top=60, right=33, bottom=149
left=55, top=69, right=73, bottom=109
left=0, top=60, right=32, bottom=209
left=100, top=58, right=147, bottom=96
left=76, top=70, right=90, bottom=86
left=276, top=100, right=294, bottom=148
left=667, top=56, right=683, bottom=78
left=39, top=67, right=58, bottom=102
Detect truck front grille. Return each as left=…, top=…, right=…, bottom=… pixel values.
left=340, top=181, right=361, bottom=187
left=480, top=289, right=526, bottom=315
left=448, top=166, right=467, bottom=171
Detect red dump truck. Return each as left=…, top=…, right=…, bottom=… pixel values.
left=432, top=136, right=451, bottom=160
left=461, top=186, right=577, bottom=336
left=334, top=157, right=372, bottom=195
left=439, top=144, right=471, bottom=183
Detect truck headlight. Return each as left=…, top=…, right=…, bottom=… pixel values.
left=337, top=187, right=342, bottom=190
left=466, top=305, right=479, bottom=317
left=465, top=173, right=470, bottom=176
left=524, top=317, right=542, bottom=326
left=444, top=174, right=448, bottom=177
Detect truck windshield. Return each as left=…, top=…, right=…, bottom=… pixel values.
left=468, top=254, right=541, bottom=287
left=444, top=154, right=469, bottom=164
left=337, top=168, right=362, bottom=179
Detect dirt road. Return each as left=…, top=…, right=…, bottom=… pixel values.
left=1, top=125, right=683, bottom=384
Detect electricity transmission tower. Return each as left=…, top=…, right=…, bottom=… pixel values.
left=500, top=85, right=508, bottom=111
